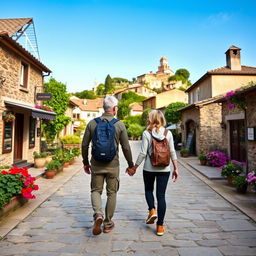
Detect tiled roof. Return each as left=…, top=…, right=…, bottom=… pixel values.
left=0, top=18, right=32, bottom=36
left=186, top=65, right=256, bottom=92
left=130, top=102, right=143, bottom=112
left=208, top=65, right=256, bottom=75
left=70, top=98, right=103, bottom=112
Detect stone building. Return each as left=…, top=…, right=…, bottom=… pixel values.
left=114, top=84, right=156, bottom=100
left=142, top=88, right=188, bottom=111
left=129, top=102, right=143, bottom=116
left=0, top=18, right=55, bottom=167
left=136, top=57, right=174, bottom=89
left=179, top=46, right=256, bottom=155
left=215, top=85, right=256, bottom=171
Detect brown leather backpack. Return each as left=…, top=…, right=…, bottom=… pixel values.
left=149, top=129, right=171, bottom=167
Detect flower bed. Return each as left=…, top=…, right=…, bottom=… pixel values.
left=0, top=167, right=38, bottom=210
left=206, top=150, right=229, bottom=167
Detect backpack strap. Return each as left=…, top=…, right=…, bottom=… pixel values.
left=94, top=117, right=102, bottom=124
left=109, top=118, right=119, bottom=125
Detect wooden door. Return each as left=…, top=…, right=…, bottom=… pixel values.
left=14, top=113, right=24, bottom=161
left=230, top=119, right=246, bottom=162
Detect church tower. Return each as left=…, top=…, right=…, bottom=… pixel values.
left=157, top=56, right=173, bottom=74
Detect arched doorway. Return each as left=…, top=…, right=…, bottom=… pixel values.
left=185, top=119, right=196, bottom=155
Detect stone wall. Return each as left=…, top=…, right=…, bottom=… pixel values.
left=0, top=43, right=43, bottom=166
left=199, top=103, right=223, bottom=154
left=246, top=91, right=256, bottom=171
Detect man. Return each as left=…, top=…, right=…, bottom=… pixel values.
left=82, top=96, right=134, bottom=235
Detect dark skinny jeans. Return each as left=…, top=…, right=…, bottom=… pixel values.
left=143, top=170, right=170, bottom=225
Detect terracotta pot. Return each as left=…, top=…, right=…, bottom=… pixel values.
left=44, top=169, right=56, bottom=179
left=200, top=159, right=207, bottom=165
left=45, top=156, right=52, bottom=164
left=34, top=158, right=46, bottom=168
left=236, top=184, right=248, bottom=194
left=69, top=159, right=75, bottom=165
left=0, top=195, right=28, bottom=218
left=181, top=153, right=189, bottom=157
left=63, top=162, right=69, bottom=168
left=227, top=175, right=235, bottom=186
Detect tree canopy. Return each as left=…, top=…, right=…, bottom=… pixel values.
left=104, top=74, right=114, bottom=94
left=164, top=102, right=187, bottom=124
left=42, top=78, right=71, bottom=142
left=168, top=68, right=191, bottom=87
left=73, top=90, right=97, bottom=99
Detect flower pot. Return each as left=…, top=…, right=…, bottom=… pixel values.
left=45, top=156, right=52, bottom=164
left=200, top=159, right=207, bottom=165
left=181, top=153, right=189, bottom=157
left=0, top=195, right=28, bottom=218
left=236, top=184, right=248, bottom=194
left=227, top=175, right=234, bottom=186
left=44, top=169, right=56, bottom=179
left=34, top=158, right=46, bottom=168
left=69, top=158, right=75, bottom=165
left=63, top=162, right=69, bottom=168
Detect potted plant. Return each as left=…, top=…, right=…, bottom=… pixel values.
left=232, top=175, right=248, bottom=194
left=221, top=160, right=244, bottom=185
left=60, top=135, right=81, bottom=149
left=3, top=112, right=15, bottom=122
left=33, top=152, right=47, bottom=168
left=246, top=170, right=256, bottom=192
left=45, top=152, right=53, bottom=164
left=180, top=149, right=189, bottom=157
left=198, top=154, right=207, bottom=165
left=44, top=160, right=61, bottom=179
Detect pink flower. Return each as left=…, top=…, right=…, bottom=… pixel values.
left=227, top=103, right=235, bottom=109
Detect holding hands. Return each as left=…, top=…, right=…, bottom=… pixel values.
left=126, top=165, right=138, bottom=176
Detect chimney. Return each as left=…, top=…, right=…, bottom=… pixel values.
left=225, top=46, right=241, bottom=70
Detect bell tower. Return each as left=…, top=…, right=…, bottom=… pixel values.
left=157, top=56, right=173, bottom=74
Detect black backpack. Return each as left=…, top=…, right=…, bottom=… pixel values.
left=92, top=117, right=119, bottom=162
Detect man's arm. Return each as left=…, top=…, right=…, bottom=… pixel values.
left=119, top=124, right=134, bottom=168
left=82, top=122, right=92, bottom=166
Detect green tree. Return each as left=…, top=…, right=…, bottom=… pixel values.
left=42, top=78, right=71, bottom=142
left=168, top=68, right=191, bottom=86
left=164, top=102, right=187, bottom=124
left=104, top=74, right=114, bottom=94
left=141, top=108, right=151, bottom=126
left=96, top=83, right=105, bottom=96
left=74, top=90, right=96, bottom=99
left=117, top=101, right=131, bottom=120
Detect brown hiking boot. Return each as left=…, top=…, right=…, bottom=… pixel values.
left=156, top=225, right=165, bottom=236
left=92, top=214, right=103, bottom=235
left=103, top=222, right=115, bottom=233
left=146, top=208, right=157, bottom=224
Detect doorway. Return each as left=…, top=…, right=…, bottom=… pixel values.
left=229, top=119, right=246, bottom=162
left=14, top=113, right=24, bottom=162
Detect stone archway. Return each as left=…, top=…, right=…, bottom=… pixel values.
left=185, top=119, right=196, bottom=155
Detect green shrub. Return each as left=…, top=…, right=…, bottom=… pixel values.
left=60, top=134, right=81, bottom=144
left=46, top=160, right=61, bottom=171
left=232, top=175, right=248, bottom=189
left=198, top=154, right=207, bottom=160
left=33, top=152, right=47, bottom=159
left=0, top=166, right=12, bottom=169
left=123, top=115, right=142, bottom=129
left=127, top=124, right=145, bottom=138
left=180, top=149, right=189, bottom=154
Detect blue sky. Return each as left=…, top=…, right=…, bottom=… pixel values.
left=2, top=0, right=256, bottom=92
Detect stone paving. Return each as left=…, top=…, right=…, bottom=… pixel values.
left=1, top=141, right=256, bottom=255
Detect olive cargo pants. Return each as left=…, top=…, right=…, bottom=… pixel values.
left=91, top=168, right=119, bottom=227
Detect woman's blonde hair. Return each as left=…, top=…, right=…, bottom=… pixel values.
left=147, top=110, right=166, bottom=132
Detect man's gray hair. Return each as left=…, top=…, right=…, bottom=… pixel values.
left=103, top=96, right=119, bottom=111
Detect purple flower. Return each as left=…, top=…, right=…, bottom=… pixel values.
left=227, top=103, right=235, bottom=109
left=226, top=90, right=235, bottom=97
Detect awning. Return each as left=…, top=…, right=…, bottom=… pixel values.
left=4, top=100, right=56, bottom=120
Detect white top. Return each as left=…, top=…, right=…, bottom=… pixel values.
left=135, top=127, right=177, bottom=172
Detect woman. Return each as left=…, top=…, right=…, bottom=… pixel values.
left=130, top=110, right=179, bottom=236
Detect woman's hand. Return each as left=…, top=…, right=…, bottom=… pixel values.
left=172, top=168, right=179, bottom=182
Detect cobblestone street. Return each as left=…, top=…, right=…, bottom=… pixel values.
left=1, top=141, right=256, bottom=256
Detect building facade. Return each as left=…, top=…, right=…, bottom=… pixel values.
left=0, top=19, right=55, bottom=167
left=180, top=46, right=256, bottom=156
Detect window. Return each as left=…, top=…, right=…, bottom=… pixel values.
left=20, top=62, right=28, bottom=88
left=195, top=87, right=200, bottom=102
left=87, top=113, right=90, bottom=117
left=2, top=121, right=13, bottom=153
left=29, top=117, right=36, bottom=148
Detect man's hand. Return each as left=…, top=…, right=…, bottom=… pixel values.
left=172, top=168, right=179, bottom=182
left=126, top=167, right=136, bottom=176
left=84, top=165, right=91, bottom=174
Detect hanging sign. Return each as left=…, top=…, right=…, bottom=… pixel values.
left=36, top=93, right=52, bottom=101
